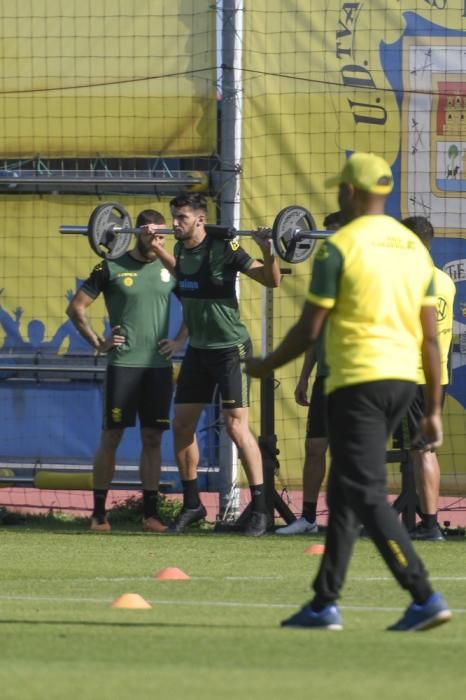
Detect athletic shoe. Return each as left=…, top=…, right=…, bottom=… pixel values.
left=90, top=516, right=111, bottom=532
left=281, top=603, right=343, bottom=630
left=167, top=504, right=207, bottom=533
left=142, top=517, right=167, bottom=533
left=275, top=517, right=318, bottom=535
left=244, top=510, right=268, bottom=537
left=409, top=522, right=445, bottom=541
left=387, top=592, right=452, bottom=631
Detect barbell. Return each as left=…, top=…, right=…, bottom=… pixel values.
left=59, top=201, right=333, bottom=264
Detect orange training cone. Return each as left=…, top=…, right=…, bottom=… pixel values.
left=305, top=543, right=326, bottom=555
left=154, top=567, right=190, bottom=580
left=111, top=593, right=152, bottom=609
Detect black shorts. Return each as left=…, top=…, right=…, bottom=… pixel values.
left=175, top=341, right=252, bottom=409
left=103, top=365, right=173, bottom=430
left=306, top=375, right=327, bottom=439
left=327, top=380, right=417, bottom=503
left=393, top=385, right=447, bottom=450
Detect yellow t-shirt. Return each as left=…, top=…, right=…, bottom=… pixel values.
left=307, top=215, right=436, bottom=394
left=417, top=267, right=456, bottom=385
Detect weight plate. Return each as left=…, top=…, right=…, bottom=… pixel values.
left=87, top=202, right=132, bottom=259
left=272, top=205, right=317, bottom=264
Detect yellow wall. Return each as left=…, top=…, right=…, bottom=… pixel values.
left=239, top=1, right=466, bottom=492
left=0, top=1, right=217, bottom=156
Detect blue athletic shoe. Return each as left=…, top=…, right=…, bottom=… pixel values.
left=281, top=603, right=343, bottom=630
left=387, top=593, right=452, bottom=631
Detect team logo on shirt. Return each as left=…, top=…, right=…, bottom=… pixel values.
left=123, top=276, right=134, bottom=287
left=437, top=296, right=448, bottom=322
left=229, top=240, right=240, bottom=251
left=160, top=268, right=171, bottom=282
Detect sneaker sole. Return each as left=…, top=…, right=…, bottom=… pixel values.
left=414, top=609, right=452, bottom=631
left=282, top=622, right=343, bottom=630
left=389, top=609, right=452, bottom=631
left=166, top=511, right=207, bottom=534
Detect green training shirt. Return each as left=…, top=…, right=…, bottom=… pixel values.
left=81, top=253, right=176, bottom=367
left=174, top=237, right=254, bottom=349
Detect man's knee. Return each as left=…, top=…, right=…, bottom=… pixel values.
left=140, top=427, right=163, bottom=450
left=100, top=428, right=124, bottom=452
left=224, top=412, right=250, bottom=444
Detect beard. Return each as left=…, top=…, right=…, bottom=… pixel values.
left=174, top=228, right=193, bottom=241
left=136, top=236, right=157, bottom=260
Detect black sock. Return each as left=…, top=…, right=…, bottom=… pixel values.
left=421, top=513, right=437, bottom=529
left=302, top=501, right=317, bottom=523
left=92, top=489, right=108, bottom=518
left=182, top=478, right=201, bottom=510
left=143, top=490, right=159, bottom=519
left=250, top=483, right=266, bottom=513
left=310, top=597, right=333, bottom=612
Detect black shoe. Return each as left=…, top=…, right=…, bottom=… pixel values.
left=244, top=511, right=268, bottom=537
left=167, top=504, right=207, bottom=533
left=409, top=523, right=445, bottom=541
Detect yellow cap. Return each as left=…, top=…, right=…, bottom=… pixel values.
left=325, top=152, right=393, bottom=194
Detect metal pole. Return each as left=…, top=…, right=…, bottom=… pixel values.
left=217, top=0, right=244, bottom=519
left=259, top=287, right=296, bottom=527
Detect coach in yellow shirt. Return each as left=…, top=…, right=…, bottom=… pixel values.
left=245, top=152, right=451, bottom=632
left=394, top=216, right=456, bottom=541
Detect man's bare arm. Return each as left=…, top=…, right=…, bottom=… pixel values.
left=295, top=347, right=318, bottom=406
left=419, top=304, right=443, bottom=449
left=243, top=229, right=281, bottom=288
left=245, top=302, right=329, bottom=378
left=66, top=290, right=123, bottom=353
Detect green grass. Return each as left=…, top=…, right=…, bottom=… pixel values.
left=0, top=522, right=465, bottom=700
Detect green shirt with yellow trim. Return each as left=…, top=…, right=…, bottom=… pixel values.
left=174, top=237, right=254, bottom=349
left=417, top=267, right=456, bottom=385
left=307, top=215, right=436, bottom=394
left=81, top=253, right=176, bottom=368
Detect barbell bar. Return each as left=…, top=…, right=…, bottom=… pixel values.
left=59, top=202, right=333, bottom=264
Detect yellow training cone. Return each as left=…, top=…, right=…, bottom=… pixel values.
left=111, top=593, right=152, bottom=609
left=154, top=567, right=190, bottom=580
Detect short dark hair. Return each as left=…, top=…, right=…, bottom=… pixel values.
left=169, top=192, right=208, bottom=214
left=323, top=211, right=343, bottom=230
left=401, top=216, right=434, bottom=248
left=135, top=209, right=166, bottom=227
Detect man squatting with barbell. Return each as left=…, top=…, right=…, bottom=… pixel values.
left=66, top=209, right=188, bottom=532
left=147, top=192, right=282, bottom=537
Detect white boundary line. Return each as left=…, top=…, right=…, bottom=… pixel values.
left=0, top=593, right=465, bottom=614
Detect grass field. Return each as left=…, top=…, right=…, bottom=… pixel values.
left=1, top=520, right=465, bottom=700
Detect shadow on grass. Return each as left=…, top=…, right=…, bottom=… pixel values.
left=1, top=520, right=220, bottom=535
left=0, top=619, right=272, bottom=630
